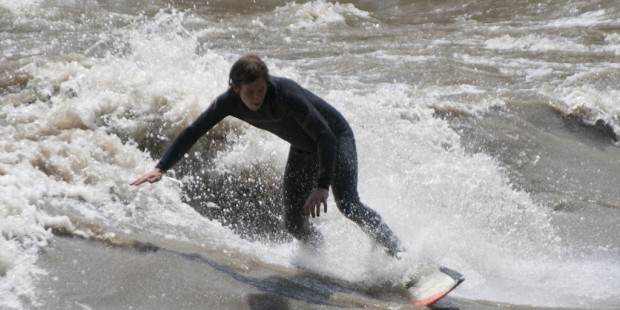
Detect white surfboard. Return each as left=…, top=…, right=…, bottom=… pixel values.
left=406, top=267, right=465, bottom=306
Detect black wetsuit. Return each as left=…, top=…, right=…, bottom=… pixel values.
left=156, top=76, right=401, bottom=256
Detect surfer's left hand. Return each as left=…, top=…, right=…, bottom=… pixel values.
left=304, top=188, right=329, bottom=218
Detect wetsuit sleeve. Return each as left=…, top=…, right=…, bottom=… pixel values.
left=288, top=92, right=337, bottom=189
left=155, top=99, right=229, bottom=172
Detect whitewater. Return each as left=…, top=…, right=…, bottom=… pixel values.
left=1, top=0, right=619, bottom=309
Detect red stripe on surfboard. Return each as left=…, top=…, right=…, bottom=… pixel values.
left=410, top=290, right=451, bottom=306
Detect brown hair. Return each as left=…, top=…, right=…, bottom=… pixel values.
left=228, top=54, right=269, bottom=89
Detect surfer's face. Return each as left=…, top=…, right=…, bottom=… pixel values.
left=235, top=77, right=267, bottom=111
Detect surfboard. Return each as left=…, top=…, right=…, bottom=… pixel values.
left=406, top=266, right=465, bottom=306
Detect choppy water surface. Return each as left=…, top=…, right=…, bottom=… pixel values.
left=1, top=0, right=620, bottom=309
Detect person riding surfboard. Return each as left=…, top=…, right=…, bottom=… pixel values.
left=131, top=54, right=404, bottom=258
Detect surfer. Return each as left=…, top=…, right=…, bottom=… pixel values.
left=131, top=54, right=403, bottom=258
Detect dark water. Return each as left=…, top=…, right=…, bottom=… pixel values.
left=1, top=0, right=620, bottom=309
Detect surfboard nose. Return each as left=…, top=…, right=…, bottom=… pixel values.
left=407, top=266, right=465, bottom=306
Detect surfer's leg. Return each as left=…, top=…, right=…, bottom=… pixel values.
left=282, top=147, right=324, bottom=248
left=332, top=133, right=403, bottom=258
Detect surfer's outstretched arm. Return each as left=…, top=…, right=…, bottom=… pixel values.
left=129, top=96, right=229, bottom=187
left=130, top=168, right=164, bottom=186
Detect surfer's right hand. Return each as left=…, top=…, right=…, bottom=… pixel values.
left=130, top=168, right=163, bottom=186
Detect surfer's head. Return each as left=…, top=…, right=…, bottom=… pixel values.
left=229, top=54, right=269, bottom=111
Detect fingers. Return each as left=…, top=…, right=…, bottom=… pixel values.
left=129, top=177, right=146, bottom=186
left=316, top=198, right=327, bottom=217
left=304, top=200, right=313, bottom=217
left=314, top=200, right=321, bottom=217
left=304, top=195, right=328, bottom=218
left=304, top=199, right=317, bottom=218
left=130, top=170, right=162, bottom=186
left=147, top=174, right=160, bottom=183
left=304, top=201, right=314, bottom=217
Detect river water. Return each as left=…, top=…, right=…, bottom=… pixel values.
left=1, top=0, right=619, bottom=309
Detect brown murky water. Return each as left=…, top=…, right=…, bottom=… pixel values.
left=2, top=1, right=619, bottom=309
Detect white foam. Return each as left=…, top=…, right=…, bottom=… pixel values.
left=273, top=1, right=371, bottom=31
left=317, top=83, right=614, bottom=306
left=214, top=126, right=288, bottom=173
left=0, top=10, right=235, bottom=308
left=0, top=0, right=39, bottom=15
left=485, top=34, right=590, bottom=53
left=540, top=69, right=620, bottom=139
left=2, top=5, right=619, bottom=309
left=544, top=9, right=609, bottom=28
left=0, top=162, right=71, bottom=308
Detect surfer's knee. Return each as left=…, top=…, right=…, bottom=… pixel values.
left=334, top=197, right=357, bottom=217
left=336, top=199, right=377, bottom=225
